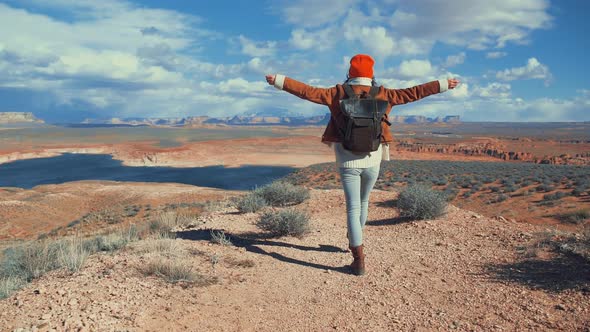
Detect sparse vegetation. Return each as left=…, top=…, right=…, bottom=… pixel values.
left=141, top=257, right=201, bottom=284
left=235, top=192, right=267, bottom=213
left=283, top=160, right=590, bottom=224
left=210, top=230, right=233, bottom=246
left=0, top=241, right=60, bottom=282
left=140, top=255, right=218, bottom=286
left=255, top=181, right=310, bottom=207
left=149, top=211, right=194, bottom=238
left=257, top=208, right=310, bottom=237
left=396, top=184, right=448, bottom=220
left=556, top=209, right=590, bottom=225
left=526, top=226, right=590, bottom=262
left=58, top=237, right=90, bottom=272
left=0, top=276, right=26, bottom=300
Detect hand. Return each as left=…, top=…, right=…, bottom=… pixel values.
left=265, top=74, right=276, bottom=85
left=448, top=78, right=460, bottom=89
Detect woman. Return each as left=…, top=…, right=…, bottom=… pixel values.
left=265, top=54, right=459, bottom=275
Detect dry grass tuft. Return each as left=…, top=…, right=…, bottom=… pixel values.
left=141, top=257, right=217, bottom=286
left=58, top=237, right=90, bottom=272
left=135, top=237, right=186, bottom=258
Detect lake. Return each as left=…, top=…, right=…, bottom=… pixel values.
left=0, top=154, right=296, bottom=190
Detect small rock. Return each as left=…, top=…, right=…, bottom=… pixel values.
left=41, top=314, right=52, bottom=320
left=68, top=298, right=78, bottom=306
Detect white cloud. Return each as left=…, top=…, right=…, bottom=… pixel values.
left=279, top=0, right=359, bottom=28
left=444, top=52, right=466, bottom=67
left=398, top=59, right=433, bottom=78
left=289, top=27, right=336, bottom=51
left=472, top=82, right=512, bottom=99
left=238, top=36, right=277, bottom=57
left=486, top=51, right=508, bottom=59
left=347, top=26, right=396, bottom=58
left=496, top=57, right=552, bottom=84
left=447, top=82, right=469, bottom=99
left=390, top=0, right=552, bottom=50
left=202, top=78, right=269, bottom=96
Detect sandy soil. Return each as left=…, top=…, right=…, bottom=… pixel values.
left=0, top=182, right=232, bottom=241
left=0, top=189, right=588, bottom=331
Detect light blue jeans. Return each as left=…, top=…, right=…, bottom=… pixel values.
left=339, top=165, right=380, bottom=247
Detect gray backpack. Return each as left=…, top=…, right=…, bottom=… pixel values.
left=339, top=84, right=390, bottom=153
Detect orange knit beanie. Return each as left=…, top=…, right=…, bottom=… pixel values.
left=348, top=54, right=374, bottom=78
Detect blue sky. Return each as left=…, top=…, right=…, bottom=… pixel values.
left=0, top=0, right=588, bottom=122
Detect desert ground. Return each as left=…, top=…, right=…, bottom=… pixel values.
left=0, top=124, right=589, bottom=331
left=0, top=189, right=588, bottom=331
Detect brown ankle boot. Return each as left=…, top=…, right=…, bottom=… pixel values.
left=349, top=245, right=365, bottom=276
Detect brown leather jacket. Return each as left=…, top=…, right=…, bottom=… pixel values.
left=280, top=77, right=442, bottom=144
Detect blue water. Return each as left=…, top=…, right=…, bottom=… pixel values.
left=0, top=154, right=295, bottom=190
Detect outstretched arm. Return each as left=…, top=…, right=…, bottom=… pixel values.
left=386, top=78, right=460, bottom=105
left=265, top=74, right=338, bottom=106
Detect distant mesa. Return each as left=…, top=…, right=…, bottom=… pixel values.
left=0, top=112, right=44, bottom=124
left=77, top=114, right=461, bottom=127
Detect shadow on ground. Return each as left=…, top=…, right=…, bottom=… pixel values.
left=176, top=229, right=351, bottom=274
left=485, top=254, right=590, bottom=293
left=366, top=216, right=414, bottom=226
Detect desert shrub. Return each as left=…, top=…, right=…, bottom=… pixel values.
left=433, top=178, right=448, bottom=186
left=572, top=186, right=587, bottom=197
left=67, top=219, right=82, bottom=228
left=529, top=226, right=590, bottom=262
left=149, top=211, right=186, bottom=238
left=135, top=237, right=185, bottom=257
left=482, top=177, right=495, bottom=184
left=491, top=194, right=509, bottom=203
left=504, top=185, right=518, bottom=193
left=443, top=187, right=458, bottom=201
left=542, top=191, right=568, bottom=201
left=210, top=230, right=233, bottom=246
left=235, top=192, right=267, bottom=213
left=0, top=276, right=26, bottom=299
left=57, top=237, right=90, bottom=272
left=490, top=186, right=501, bottom=193
left=87, top=227, right=139, bottom=252
left=142, top=257, right=198, bottom=283
left=536, top=184, right=555, bottom=192
left=257, top=208, right=310, bottom=237
left=255, top=181, right=310, bottom=207
left=96, top=233, right=130, bottom=252
left=396, top=185, right=448, bottom=220
left=123, top=205, right=141, bottom=218
left=557, top=209, right=590, bottom=224
left=0, top=241, right=60, bottom=282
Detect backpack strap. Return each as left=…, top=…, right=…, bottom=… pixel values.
left=368, top=85, right=380, bottom=99
left=342, top=84, right=357, bottom=99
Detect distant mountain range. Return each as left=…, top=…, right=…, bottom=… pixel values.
left=78, top=114, right=461, bottom=126
left=0, top=112, right=461, bottom=126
